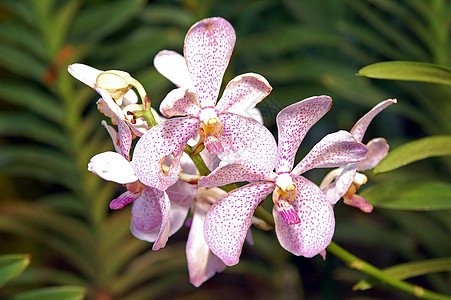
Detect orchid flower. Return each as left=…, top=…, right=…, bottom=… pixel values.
left=198, top=96, right=368, bottom=265
left=186, top=187, right=227, bottom=287
left=320, top=99, right=397, bottom=213
left=88, top=121, right=196, bottom=251
left=132, top=17, right=275, bottom=190
left=68, top=63, right=156, bottom=138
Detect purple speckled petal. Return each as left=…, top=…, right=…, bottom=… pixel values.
left=130, top=188, right=171, bottom=250
left=217, top=113, right=278, bottom=166
left=351, top=99, right=397, bottom=142
left=88, top=151, right=137, bottom=184
left=291, top=131, right=367, bottom=177
left=357, top=137, right=389, bottom=171
left=184, top=17, right=235, bottom=108
left=67, top=63, right=102, bottom=88
left=205, top=181, right=275, bottom=266
left=187, top=197, right=226, bottom=287
left=274, top=176, right=335, bottom=257
left=154, top=50, right=194, bottom=88
left=343, top=194, right=373, bottom=213
left=198, top=160, right=276, bottom=188
left=109, top=191, right=141, bottom=210
left=322, top=165, right=357, bottom=205
left=117, top=119, right=132, bottom=160
left=159, top=87, right=201, bottom=118
left=215, top=73, right=272, bottom=114
left=276, top=96, right=332, bottom=173
left=132, top=117, right=200, bottom=190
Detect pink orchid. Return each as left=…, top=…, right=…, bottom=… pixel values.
left=320, top=99, right=397, bottom=213
left=88, top=123, right=196, bottom=251
left=198, top=96, right=368, bottom=265
left=132, top=17, right=275, bottom=190
left=186, top=188, right=227, bottom=287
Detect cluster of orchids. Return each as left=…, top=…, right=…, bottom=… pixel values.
left=68, top=17, right=395, bottom=287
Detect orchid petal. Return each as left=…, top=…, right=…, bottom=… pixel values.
left=198, top=160, right=276, bottom=188
left=274, top=176, right=335, bottom=257
left=205, top=181, right=275, bottom=266
left=109, top=191, right=140, bottom=210
left=96, top=88, right=123, bottom=118
left=187, top=197, right=226, bottom=287
left=130, top=188, right=171, bottom=250
left=123, top=89, right=139, bottom=106
left=166, top=179, right=197, bottom=207
left=67, top=63, right=102, bottom=88
left=357, top=137, right=389, bottom=171
left=215, top=73, right=272, bottom=114
left=217, top=113, right=278, bottom=167
left=351, top=99, right=397, bottom=142
left=184, top=17, right=235, bottom=108
left=132, top=117, right=199, bottom=190
left=343, top=194, right=373, bottom=213
left=117, top=119, right=132, bottom=159
left=101, top=120, right=121, bottom=154
left=88, top=151, right=137, bottom=184
left=159, top=87, right=201, bottom=118
left=154, top=50, right=194, bottom=88
left=291, top=131, right=367, bottom=177
left=276, top=96, right=332, bottom=173
left=322, top=165, right=357, bottom=205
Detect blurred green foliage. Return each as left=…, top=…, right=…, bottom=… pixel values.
left=0, top=0, right=449, bottom=299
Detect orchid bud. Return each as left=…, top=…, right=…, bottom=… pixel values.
left=96, top=70, right=133, bottom=105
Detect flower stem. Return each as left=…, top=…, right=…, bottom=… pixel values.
left=254, top=206, right=275, bottom=227
left=142, top=108, right=158, bottom=128
left=186, top=151, right=210, bottom=176
left=327, top=242, right=451, bottom=300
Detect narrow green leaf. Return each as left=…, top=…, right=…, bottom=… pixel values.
left=0, top=254, right=30, bottom=288
left=0, top=112, right=69, bottom=152
left=0, top=44, right=46, bottom=81
left=355, top=257, right=451, bottom=290
left=139, top=4, right=194, bottom=27
left=358, top=61, right=451, bottom=86
left=0, top=81, right=64, bottom=124
left=12, top=286, right=86, bottom=300
left=375, top=136, right=451, bottom=173
left=361, top=180, right=451, bottom=211
left=49, top=0, right=82, bottom=56
left=0, top=23, right=48, bottom=60
left=71, top=0, right=145, bottom=40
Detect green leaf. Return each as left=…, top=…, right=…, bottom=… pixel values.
left=12, top=286, right=86, bottom=300
left=0, top=81, right=64, bottom=124
left=0, top=254, right=30, bottom=288
left=361, top=180, right=451, bottom=211
left=375, top=136, right=451, bottom=173
left=358, top=61, right=451, bottom=86
left=355, top=257, right=451, bottom=290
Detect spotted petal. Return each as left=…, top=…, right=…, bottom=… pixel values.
left=198, top=160, right=276, bottom=188
left=88, top=151, right=137, bottom=184
left=357, top=137, right=389, bottom=171
left=351, top=99, right=397, bottom=142
left=291, top=130, right=367, bottom=177
left=205, top=181, right=275, bottom=266
left=274, top=176, right=335, bottom=257
left=131, top=188, right=171, bottom=250
left=154, top=50, right=194, bottom=88
left=109, top=191, right=141, bottom=210
left=159, top=87, right=201, bottom=118
left=184, top=17, right=235, bottom=108
left=217, top=113, right=278, bottom=166
left=215, top=73, right=272, bottom=115
left=187, top=196, right=226, bottom=287
left=276, top=96, right=332, bottom=173
left=132, top=117, right=200, bottom=190
left=67, top=63, right=102, bottom=88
